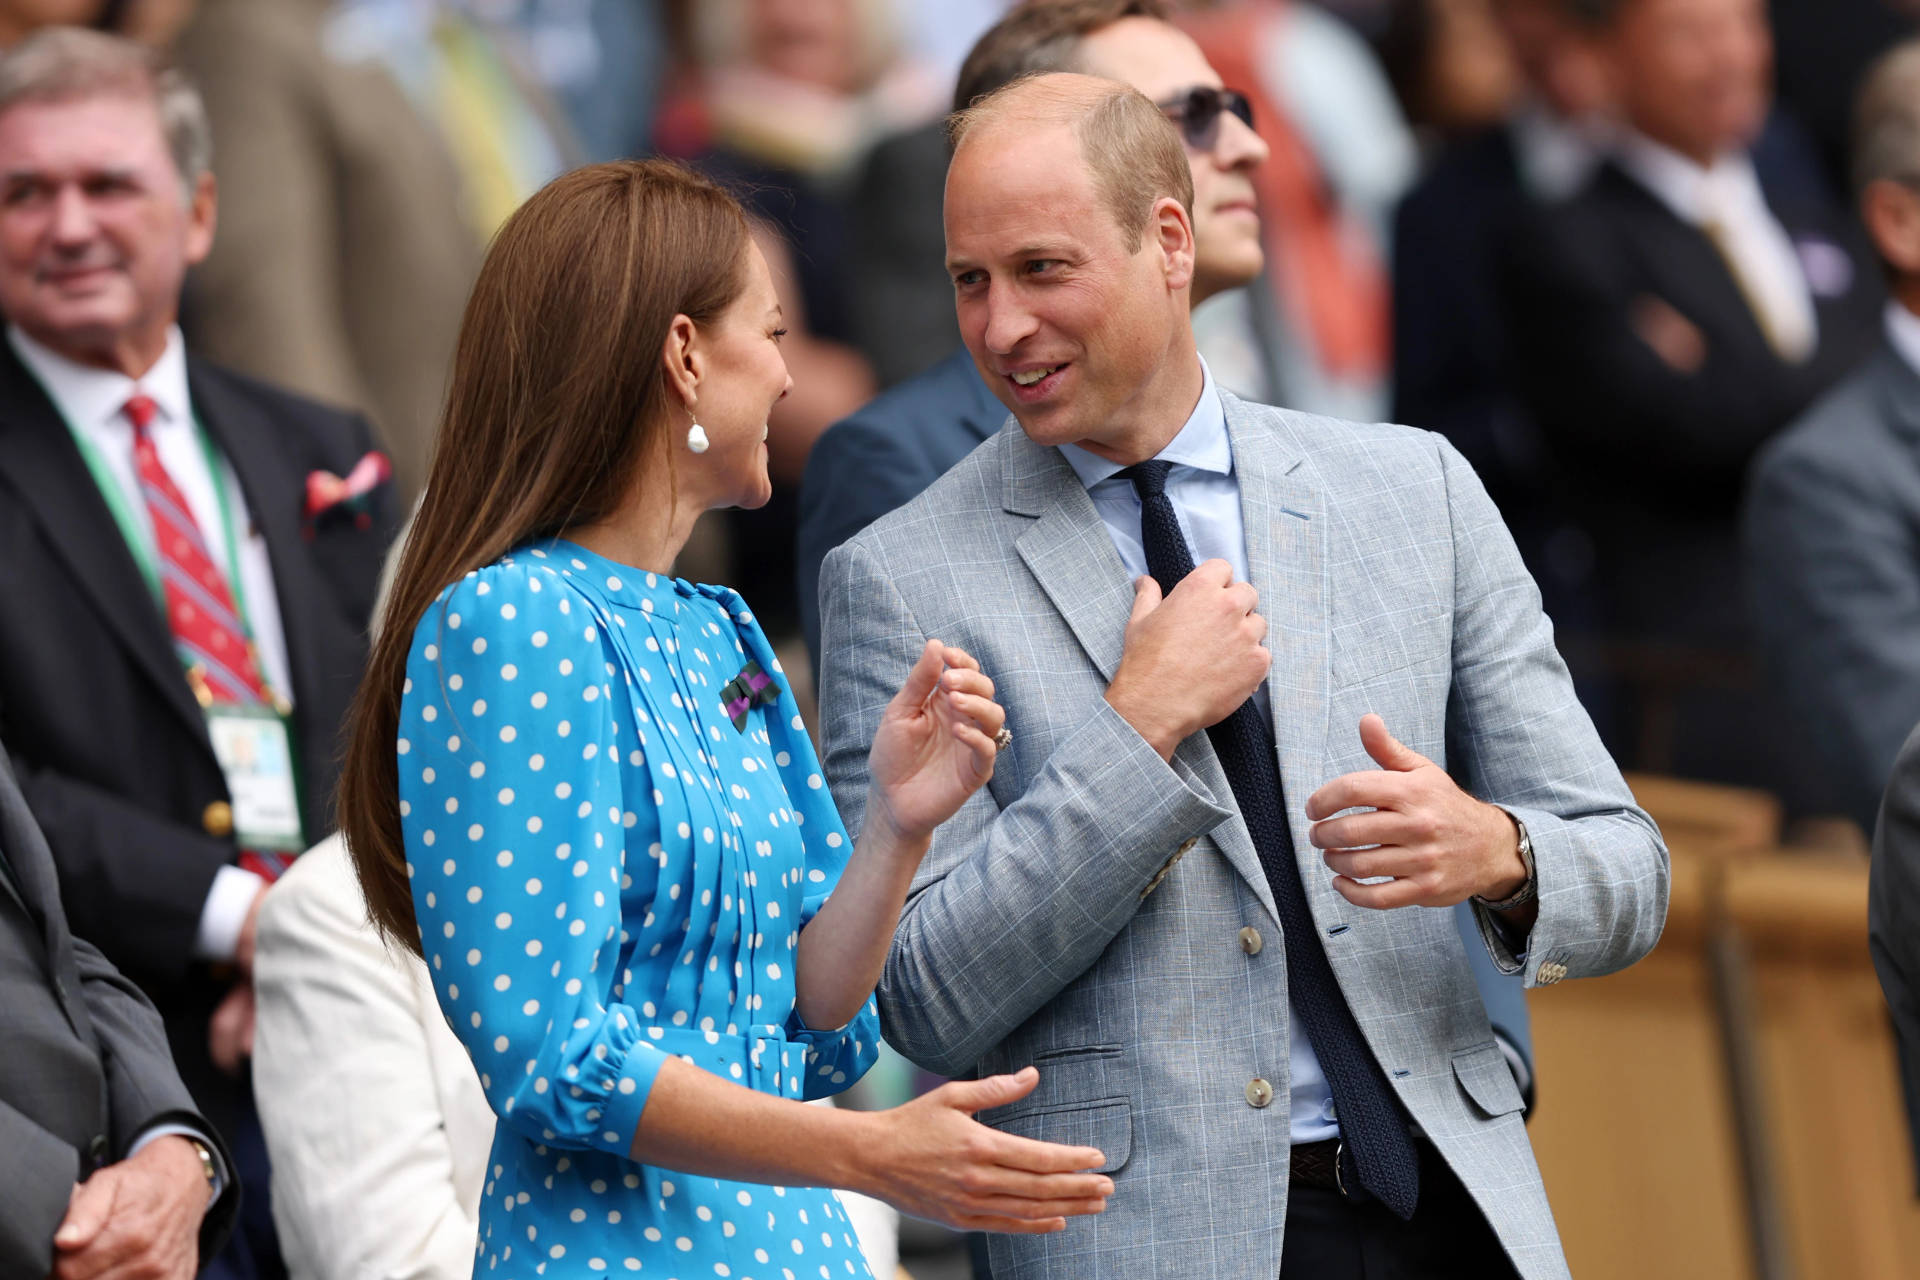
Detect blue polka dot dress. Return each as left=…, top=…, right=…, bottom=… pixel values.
left=399, top=539, right=880, bottom=1279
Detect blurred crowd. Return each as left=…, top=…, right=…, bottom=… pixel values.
left=9, top=0, right=1920, bottom=1277
left=10, top=0, right=1903, bottom=833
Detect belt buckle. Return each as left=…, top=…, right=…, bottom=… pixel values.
left=1333, top=1139, right=1349, bottom=1199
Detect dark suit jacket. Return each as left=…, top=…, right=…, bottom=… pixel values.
left=1394, top=124, right=1543, bottom=511
left=0, top=746, right=237, bottom=1276
left=1871, top=718, right=1920, bottom=1187
left=795, top=345, right=1007, bottom=664
left=1503, top=119, right=1881, bottom=651
left=1747, top=343, right=1920, bottom=830
left=0, top=341, right=395, bottom=1137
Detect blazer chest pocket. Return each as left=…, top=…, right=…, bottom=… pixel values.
left=1451, top=1041, right=1525, bottom=1119
left=993, top=1097, right=1133, bottom=1174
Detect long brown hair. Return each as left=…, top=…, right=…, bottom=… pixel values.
left=338, top=159, right=751, bottom=955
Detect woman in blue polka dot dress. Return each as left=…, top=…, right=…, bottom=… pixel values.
left=336, top=160, right=1113, bottom=1280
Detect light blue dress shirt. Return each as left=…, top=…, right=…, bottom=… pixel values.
left=1059, top=358, right=1339, bottom=1145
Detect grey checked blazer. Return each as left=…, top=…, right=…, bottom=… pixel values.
left=817, top=392, right=1669, bottom=1279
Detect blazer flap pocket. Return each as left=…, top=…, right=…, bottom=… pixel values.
left=992, top=1097, right=1132, bottom=1174
left=1451, top=1042, right=1524, bottom=1119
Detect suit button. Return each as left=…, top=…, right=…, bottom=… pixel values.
left=202, top=801, right=233, bottom=838
left=1246, top=1077, right=1274, bottom=1109
left=1238, top=926, right=1263, bottom=956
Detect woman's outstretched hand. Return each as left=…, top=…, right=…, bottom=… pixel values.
left=856, top=1067, right=1113, bottom=1233
left=866, top=639, right=1005, bottom=843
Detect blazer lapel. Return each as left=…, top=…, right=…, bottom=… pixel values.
left=1226, top=395, right=1332, bottom=904
left=1007, top=429, right=1137, bottom=683
left=0, top=345, right=209, bottom=745
left=1006, top=418, right=1288, bottom=925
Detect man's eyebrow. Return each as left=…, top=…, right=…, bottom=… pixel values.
left=946, top=244, right=1075, bottom=274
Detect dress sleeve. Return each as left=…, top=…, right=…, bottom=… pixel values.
left=400, top=563, right=661, bottom=1154
left=726, top=594, right=882, bottom=1098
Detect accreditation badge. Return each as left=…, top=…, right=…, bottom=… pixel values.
left=205, top=705, right=305, bottom=852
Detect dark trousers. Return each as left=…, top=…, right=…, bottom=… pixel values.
left=1279, top=1144, right=1521, bottom=1280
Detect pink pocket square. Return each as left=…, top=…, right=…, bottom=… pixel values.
left=304, top=451, right=391, bottom=534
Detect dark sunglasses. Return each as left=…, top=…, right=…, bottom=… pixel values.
left=1157, top=86, right=1256, bottom=150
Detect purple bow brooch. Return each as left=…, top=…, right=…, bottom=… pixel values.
left=721, top=661, right=780, bottom=731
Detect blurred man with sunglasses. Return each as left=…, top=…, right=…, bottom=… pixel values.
left=797, top=0, right=1536, bottom=1130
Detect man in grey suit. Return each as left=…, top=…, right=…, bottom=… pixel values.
left=1747, top=39, right=1920, bottom=833
left=799, top=0, right=1538, bottom=1102
left=819, top=73, right=1668, bottom=1279
left=1872, top=721, right=1920, bottom=1186
left=0, top=743, right=237, bottom=1277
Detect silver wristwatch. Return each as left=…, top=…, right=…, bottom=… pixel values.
left=1473, top=812, right=1536, bottom=911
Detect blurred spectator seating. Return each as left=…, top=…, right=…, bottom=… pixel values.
left=1530, top=771, right=1920, bottom=1278
left=1501, top=0, right=1881, bottom=796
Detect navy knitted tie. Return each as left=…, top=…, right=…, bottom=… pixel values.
left=1121, top=460, right=1421, bottom=1219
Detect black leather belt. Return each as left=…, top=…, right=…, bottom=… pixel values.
left=1289, top=1138, right=1347, bottom=1194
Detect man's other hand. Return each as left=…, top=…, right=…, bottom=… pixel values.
left=52, top=1135, right=207, bottom=1280
left=207, top=980, right=255, bottom=1076
left=1105, top=562, right=1269, bottom=759
left=1306, top=714, right=1529, bottom=909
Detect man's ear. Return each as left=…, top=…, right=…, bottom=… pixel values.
left=183, top=170, right=217, bottom=267
left=660, top=314, right=703, bottom=412
left=1864, top=178, right=1920, bottom=278
left=1152, top=196, right=1196, bottom=293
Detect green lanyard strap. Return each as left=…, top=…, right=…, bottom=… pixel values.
left=63, top=412, right=259, bottom=664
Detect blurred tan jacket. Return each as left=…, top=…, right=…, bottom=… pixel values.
left=175, top=0, right=480, bottom=503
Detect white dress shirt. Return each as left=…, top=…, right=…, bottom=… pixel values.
left=7, top=324, right=290, bottom=960
left=1510, top=101, right=1609, bottom=204
left=1615, top=130, right=1818, bottom=361
left=1059, top=358, right=1340, bottom=1144
left=1886, top=301, right=1920, bottom=378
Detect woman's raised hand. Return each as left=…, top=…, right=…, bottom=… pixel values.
left=866, top=639, right=1005, bottom=843
left=855, top=1067, right=1112, bottom=1233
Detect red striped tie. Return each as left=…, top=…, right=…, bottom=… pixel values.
left=126, top=393, right=291, bottom=881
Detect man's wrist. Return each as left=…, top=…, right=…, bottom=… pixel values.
left=1474, top=808, right=1536, bottom=909
left=1103, top=683, right=1182, bottom=761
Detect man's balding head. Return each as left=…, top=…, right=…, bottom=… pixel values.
left=950, top=72, right=1193, bottom=255
left=944, top=73, right=1204, bottom=463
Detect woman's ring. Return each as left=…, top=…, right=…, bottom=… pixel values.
left=993, top=727, right=1013, bottom=753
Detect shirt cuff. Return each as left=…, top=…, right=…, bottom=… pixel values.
left=126, top=1123, right=226, bottom=1201
left=192, top=865, right=266, bottom=962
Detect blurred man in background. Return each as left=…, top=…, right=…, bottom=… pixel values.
left=0, top=29, right=395, bottom=1278
left=1502, top=0, right=1880, bottom=795
left=1748, top=39, right=1920, bottom=833
left=1393, top=0, right=1612, bottom=604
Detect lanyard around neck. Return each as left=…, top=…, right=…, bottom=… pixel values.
left=60, top=408, right=257, bottom=644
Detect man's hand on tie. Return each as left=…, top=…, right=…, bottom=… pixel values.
left=1105, top=560, right=1269, bottom=760
left=1306, top=714, right=1530, bottom=910
left=51, top=1135, right=207, bottom=1280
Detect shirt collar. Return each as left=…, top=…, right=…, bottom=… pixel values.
left=1058, top=356, right=1230, bottom=491
left=1614, top=128, right=1762, bottom=226
left=1884, top=302, right=1920, bottom=379
left=6, top=323, right=192, bottom=436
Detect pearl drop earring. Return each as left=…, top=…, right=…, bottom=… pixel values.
left=687, top=422, right=710, bottom=454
